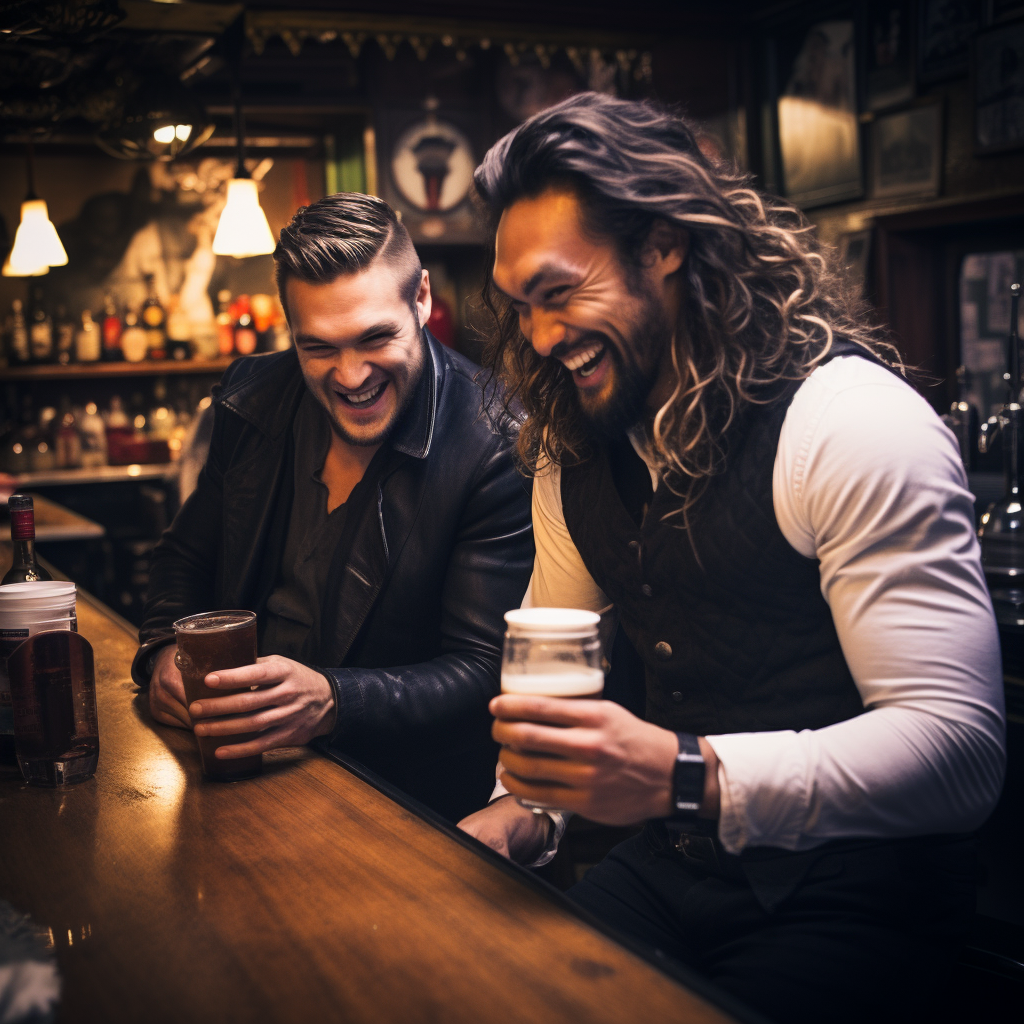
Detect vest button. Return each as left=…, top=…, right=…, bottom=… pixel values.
left=672, top=691, right=683, bottom=702
left=628, top=540, right=641, bottom=558
left=641, top=583, right=653, bottom=598
left=654, top=641, right=673, bottom=661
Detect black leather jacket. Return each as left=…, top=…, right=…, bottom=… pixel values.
left=132, top=335, right=534, bottom=821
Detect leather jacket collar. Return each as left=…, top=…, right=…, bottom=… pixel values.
left=216, top=329, right=441, bottom=459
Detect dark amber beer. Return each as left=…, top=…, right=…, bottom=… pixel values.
left=173, top=611, right=262, bottom=781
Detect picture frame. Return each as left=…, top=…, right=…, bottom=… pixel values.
left=773, top=16, right=864, bottom=208
left=870, top=102, right=943, bottom=199
left=918, top=0, right=981, bottom=84
left=974, top=20, right=1024, bottom=154
left=865, top=0, right=915, bottom=111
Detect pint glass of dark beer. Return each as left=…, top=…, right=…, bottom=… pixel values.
left=173, top=610, right=262, bottom=781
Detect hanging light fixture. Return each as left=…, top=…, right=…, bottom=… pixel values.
left=212, top=74, right=275, bottom=258
left=95, top=77, right=214, bottom=161
left=2, top=142, right=67, bottom=278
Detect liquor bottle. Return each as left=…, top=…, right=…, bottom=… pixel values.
left=75, top=310, right=101, bottom=362
left=2, top=495, right=53, bottom=585
left=165, top=297, right=192, bottom=361
left=8, top=299, right=30, bottom=365
left=54, top=304, right=76, bottom=364
left=101, top=293, right=123, bottom=361
left=79, top=402, right=108, bottom=468
left=233, top=295, right=257, bottom=356
left=120, top=311, right=148, bottom=363
left=31, top=407, right=58, bottom=472
left=55, top=399, right=82, bottom=469
left=142, top=273, right=167, bottom=360
left=216, top=289, right=235, bottom=356
left=28, top=284, right=53, bottom=363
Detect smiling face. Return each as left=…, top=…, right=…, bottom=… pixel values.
left=286, top=261, right=430, bottom=447
left=492, top=186, right=680, bottom=436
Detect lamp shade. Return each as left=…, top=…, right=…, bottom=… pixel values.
left=212, top=178, right=276, bottom=258
left=5, top=199, right=67, bottom=276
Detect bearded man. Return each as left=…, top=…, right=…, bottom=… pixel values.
left=458, top=94, right=1005, bottom=1023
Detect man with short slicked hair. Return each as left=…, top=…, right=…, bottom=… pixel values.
left=132, top=193, right=533, bottom=822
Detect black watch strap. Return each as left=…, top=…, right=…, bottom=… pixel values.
left=671, top=731, right=706, bottom=817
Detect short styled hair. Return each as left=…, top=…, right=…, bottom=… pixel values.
left=274, top=192, right=422, bottom=311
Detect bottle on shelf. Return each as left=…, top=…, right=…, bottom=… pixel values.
left=55, top=399, right=82, bottom=469
left=7, top=299, right=30, bottom=365
left=30, top=407, right=58, bottom=472
left=75, top=310, right=101, bottom=363
left=165, top=296, right=193, bottom=361
left=233, top=294, right=257, bottom=356
left=54, top=304, right=75, bottom=365
left=120, top=310, right=148, bottom=363
left=142, top=273, right=167, bottom=360
left=251, top=294, right=275, bottom=352
left=216, top=289, right=235, bottom=356
left=2, top=495, right=54, bottom=585
left=79, top=402, right=108, bottom=468
left=28, top=283, right=54, bottom=363
left=101, top=293, right=123, bottom=361
left=104, top=394, right=132, bottom=466
left=148, top=379, right=174, bottom=442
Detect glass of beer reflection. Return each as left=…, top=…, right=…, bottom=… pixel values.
left=500, top=607, right=604, bottom=810
left=173, top=610, right=262, bottom=782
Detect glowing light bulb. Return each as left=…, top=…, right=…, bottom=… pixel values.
left=5, top=198, right=67, bottom=276
left=212, top=178, right=276, bottom=258
left=175, top=124, right=192, bottom=141
left=153, top=125, right=176, bottom=144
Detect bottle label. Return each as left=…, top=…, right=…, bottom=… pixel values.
left=143, top=306, right=164, bottom=327
left=9, top=509, right=35, bottom=541
left=235, top=328, right=257, bottom=355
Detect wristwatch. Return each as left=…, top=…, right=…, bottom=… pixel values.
left=670, top=732, right=706, bottom=817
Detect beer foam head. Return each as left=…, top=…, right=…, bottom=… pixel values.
left=174, top=610, right=255, bottom=633
left=501, top=669, right=604, bottom=697
left=504, top=607, right=600, bottom=640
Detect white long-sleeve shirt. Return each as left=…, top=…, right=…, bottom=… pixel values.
left=492, top=355, right=1006, bottom=857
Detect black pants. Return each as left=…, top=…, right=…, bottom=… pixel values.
left=567, top=823, right=976, bottom=1024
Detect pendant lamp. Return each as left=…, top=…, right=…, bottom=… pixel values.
left=212, top=80, right=275, bottom=258
left=2, top=143, right=67, bottom=277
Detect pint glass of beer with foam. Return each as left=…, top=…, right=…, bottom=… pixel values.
left=500, top=607, right=604, bottom=810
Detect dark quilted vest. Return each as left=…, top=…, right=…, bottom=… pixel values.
left=561, top=343, right=878, bottom=736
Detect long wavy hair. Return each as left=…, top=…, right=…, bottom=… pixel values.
left=475, top=92, right=899, bottom=505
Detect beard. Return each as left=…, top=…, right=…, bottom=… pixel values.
left=575, top=294, right=673, bottom=440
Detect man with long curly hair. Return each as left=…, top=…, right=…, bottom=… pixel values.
left=457, top=93, right=1005, bottom=1022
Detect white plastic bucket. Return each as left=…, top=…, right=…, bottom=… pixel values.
left=0, top=581, right=77, bottom=742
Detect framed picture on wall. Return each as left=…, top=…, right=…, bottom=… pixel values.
left=865, top=0, right=915, bottom=110
left=975, top=20, right=1024, bottom=153
left=870, top=102, right=943, bottom=199
left=918, top=0, right=981, bottom=83
left=774, top=16, right=863, bottom=208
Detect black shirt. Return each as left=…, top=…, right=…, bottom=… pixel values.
left=261, top=391, right=349, bottom=661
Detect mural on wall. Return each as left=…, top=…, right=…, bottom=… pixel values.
left=776, top=19, right=863, bottom=208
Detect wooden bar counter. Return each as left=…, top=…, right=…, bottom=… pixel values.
left=0, top=556, right=742, bottom=1024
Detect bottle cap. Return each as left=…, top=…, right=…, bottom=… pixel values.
left=7, top=494, right=35, bottom=540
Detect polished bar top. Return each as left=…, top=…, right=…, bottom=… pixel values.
left=0, top=552, right=739, bottom=1024
left=1, top=493, right=105, bottom=542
